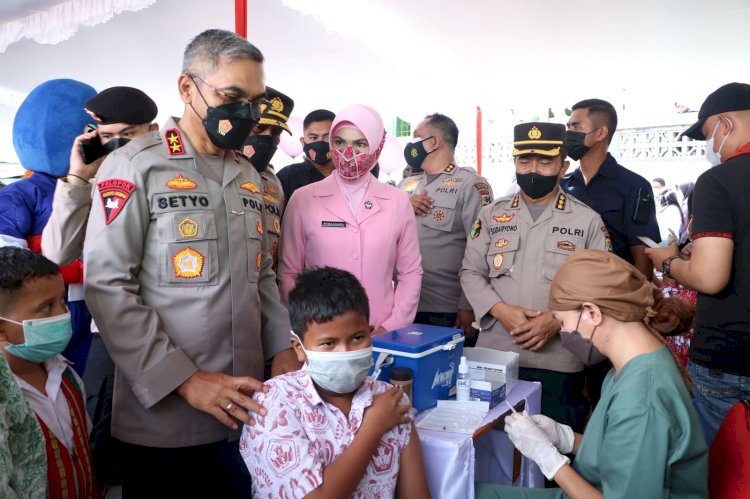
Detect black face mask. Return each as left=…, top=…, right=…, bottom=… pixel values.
left=566, top=130, right=589, bottom=161
left=516, top=170, right=560, bottom=199
left=403, top=136, right=434, bottom=169
left=303, top=141, right=332, bottom=165
left=102, top=137, right=131, bottom=154
left=191, top=78, right=260, bottom=150
left=559, top=311, right=607, bottom=366
left=243, top=135, right=278, bottom=172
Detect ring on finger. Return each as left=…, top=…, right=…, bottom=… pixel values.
left=225, top=402, right=235, bottom=412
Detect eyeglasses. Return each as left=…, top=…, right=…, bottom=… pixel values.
left=189, top=73, right=269, bottom=118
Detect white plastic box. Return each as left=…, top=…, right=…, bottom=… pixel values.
left=464, top=347, right=520, bottom=394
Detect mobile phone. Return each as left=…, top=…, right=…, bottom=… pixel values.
left=637, top=236, right=659, bottom=248
left=632, top=188, right=652, bottom=224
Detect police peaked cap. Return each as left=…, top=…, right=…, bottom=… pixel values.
left=512, top=122, right=566, bottom=157
left=259, top=86, right=295, bottom=134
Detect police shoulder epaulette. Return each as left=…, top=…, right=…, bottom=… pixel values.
left=555, top=193, right=567, bottom=210
left=114, top=131, right=161, bottom=161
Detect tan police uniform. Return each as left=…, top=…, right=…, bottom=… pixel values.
left=83, top=119, right=291, bottom=448
left=461, top=189, right=610, bottom=373
left=42, top=181, right=92, bottom=265
left=399, top=164, right=493, bottom=314
left=259, top=167, right=284, bottom=270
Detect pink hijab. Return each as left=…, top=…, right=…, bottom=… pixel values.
left=330, top=104, right=386, bottom=214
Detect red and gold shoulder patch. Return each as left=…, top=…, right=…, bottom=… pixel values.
left=97, top=179, right=136, bottom=225
left=240, top=181, right=261, bottom=194
left=493, top=213, right=515, bottom=224
left=173, top=247, right=204, bottom=278
left=166, top=174, right=197, bottom=190
left=165, top=128, right=185, bottom=156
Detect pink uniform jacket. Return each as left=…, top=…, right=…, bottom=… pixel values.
left=279, top=174, right=423, bottom=331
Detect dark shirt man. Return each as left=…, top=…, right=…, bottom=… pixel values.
left=646, top=82, right=750, bottom=446
left=561, top=99, right=660, bottom=278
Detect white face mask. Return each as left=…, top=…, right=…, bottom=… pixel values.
left=706, top=118, right=732, bottom=167
left=291, top=331, right=373, bottom=394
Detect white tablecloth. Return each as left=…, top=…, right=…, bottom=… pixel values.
left=416, top=380, right=544, bottom=499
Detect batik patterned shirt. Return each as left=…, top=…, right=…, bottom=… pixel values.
left=240, top=368, right=411, bottom=499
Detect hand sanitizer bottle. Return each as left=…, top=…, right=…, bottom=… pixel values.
left=456, top=355, right=470, bottom=402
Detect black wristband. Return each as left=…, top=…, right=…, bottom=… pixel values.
left=67, top=173, right=90, bottom=183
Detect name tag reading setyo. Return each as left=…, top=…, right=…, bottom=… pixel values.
left=322, top=221, right=347, bottom=228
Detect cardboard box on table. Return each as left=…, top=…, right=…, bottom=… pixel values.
left=464, top=347, right=519, bottom=394
left=370, top=324, right=464, bottom=413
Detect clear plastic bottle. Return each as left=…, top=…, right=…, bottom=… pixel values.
left=456, top=355, right=470, bottom=402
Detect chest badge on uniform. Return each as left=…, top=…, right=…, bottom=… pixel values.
left=493, top=253, right=504, bottom=270
left=178, top=218, right=199, bottom=238
left=263, top=193, right=278, bottom=204
left=495, top=238, right=510, bottom=249
left=240, top=181, right=260, bottom=194
left=364, top=200, right=373, bottom=210
left=433, top=210, right=445, bottom=221
left=164, top=128, right=185, bottom=156
left=273, top=218, right=281, bottom=233
left=256, top=220, right=264, bottom=236
left=493, top=213, right=515, bottom=224
left=173, top=247, right=204, bottom=278
left=166, top=174, right=197, bottom=190
left=470, top=219, right=482, bottom=239
left=218, top=119, right=233, bottom=136
left=443, top=177, right=462, bottom=187
left=97, top=179, right=136, bottom=225
left=557, top=240, right=576, bottom=252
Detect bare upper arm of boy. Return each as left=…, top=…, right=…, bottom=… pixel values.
left=396, top=422, right=431, bottom=499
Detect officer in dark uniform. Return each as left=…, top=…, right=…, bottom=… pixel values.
left=242, top=86, right=294, bottom=270
left=561, top=98, right=661, bottom=408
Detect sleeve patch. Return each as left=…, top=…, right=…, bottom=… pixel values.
left=97, top=179, right=136, bottom=225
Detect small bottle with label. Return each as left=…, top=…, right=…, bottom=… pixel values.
left=390, top=367, right=414, bottom=403
left=456, top=356, right=470, bottom=402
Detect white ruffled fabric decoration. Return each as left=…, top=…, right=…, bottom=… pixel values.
left=0, top=0, right=157, bottom=53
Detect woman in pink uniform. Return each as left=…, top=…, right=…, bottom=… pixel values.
left=278, top=104, right=422, bottom=333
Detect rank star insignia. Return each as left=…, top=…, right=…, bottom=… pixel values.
left=364, top=200, right=373, bottom=210
left=166, top=174, right=197, bottom=190
left=97, top=179, right=136, bottom=225
left=444, top=163, right=455, bottom=173
left=470, top=219, right=482, bottom=239
left=493, top=253, right=504, bottom=270
left=217, top=119, right=233, bottom=136
left=433, top=210, right=445, bottom=221
left=510, top=194, right=520, bottom=208
left=173, top=247, right=204, bottom=278
left=240, top=181, right=260, bottom=194
left=557, top=240, right=576, bottom=252
left=273, top=218, right=281, bottom=233
left=493, top=213, right=515, bottom=223
left=164, top=128, right=185, bottom=156
left=256, top=220, right=264, bottom=236
left=178, top=218, right=199, bottom=238
left=556, top=194, right=567, bottom=210
left=495, top=238, right=510, bottom=248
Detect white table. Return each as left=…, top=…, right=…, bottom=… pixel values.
left=416, top=380, right=544, bottom=499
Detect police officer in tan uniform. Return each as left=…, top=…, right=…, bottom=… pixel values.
left=82, top=29, right=291, bottom=497
left=242, top=86, right=293, bottom=271
left=399, top=114, right=493, bottom=344
left=461, top=122, right=609, bottom=432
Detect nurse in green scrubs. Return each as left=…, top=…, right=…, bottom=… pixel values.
left=477, top=249, right=708, bottom=499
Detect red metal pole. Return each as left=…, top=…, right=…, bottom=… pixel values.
left=235, top=0, right=247, bottom=38
left=476, top=106, right=483, bottom=175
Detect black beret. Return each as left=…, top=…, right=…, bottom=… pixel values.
left=84, top=86, right=158, bottom=125
left=512, top=122, right=566, bottom=157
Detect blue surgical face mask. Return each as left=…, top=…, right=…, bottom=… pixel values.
left=1, top=312, right=72, bottom=363
left=291, top=330, right=373, bottom=394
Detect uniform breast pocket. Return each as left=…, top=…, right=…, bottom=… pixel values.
left=422, top=195, right=458, bottom=232
left=244, top=212, right=264, bottom=283
left=156, top=211, right=219, bottom=286
left=487, top=235, right=519, bottom=278
left=543, top=236, right=585, bottom=280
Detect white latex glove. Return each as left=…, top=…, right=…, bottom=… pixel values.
left=505, top=412, right=570, bottom=480
left=530, top=414, right=575, bottom=454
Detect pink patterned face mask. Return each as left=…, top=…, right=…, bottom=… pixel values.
left=333, top=146, right=375, bottom=180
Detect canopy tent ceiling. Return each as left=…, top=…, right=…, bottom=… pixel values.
left=1, top=0, right=749, bottom=167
